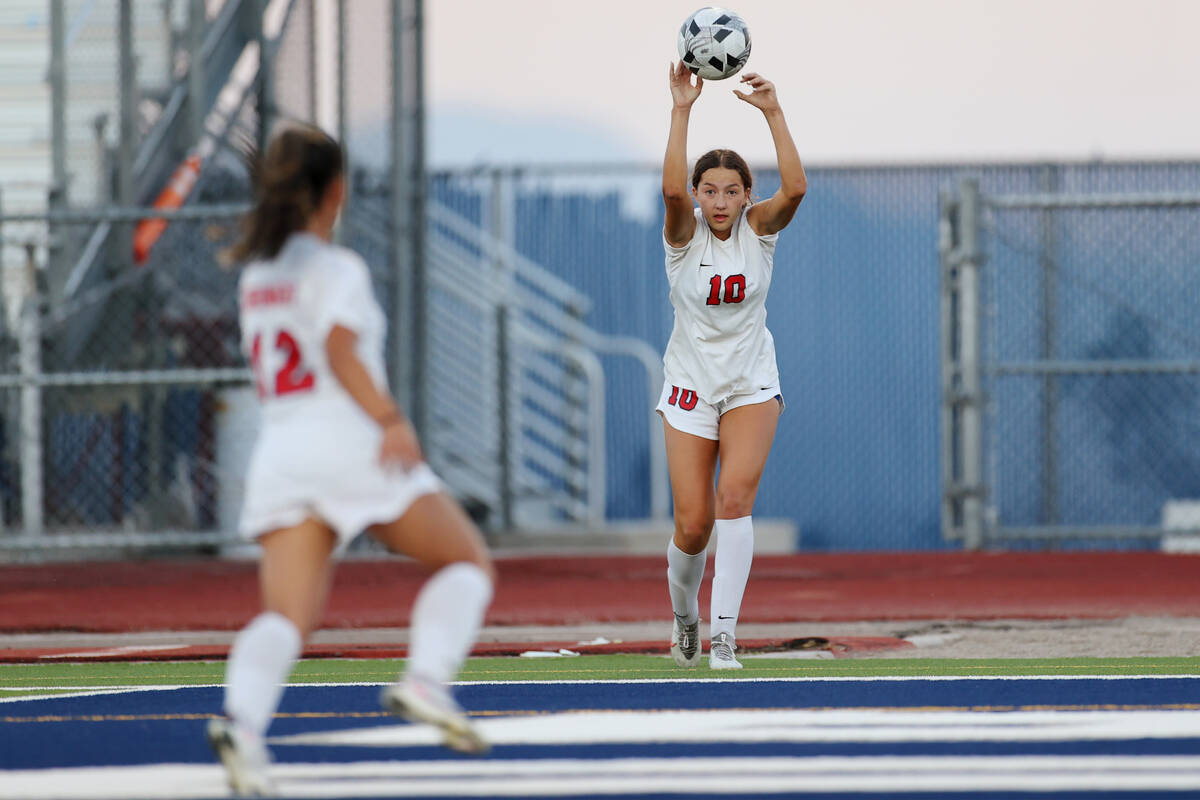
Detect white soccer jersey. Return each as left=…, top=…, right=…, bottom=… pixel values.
left=236, top=232, right=439, bottom=542
left=662, top=206, right=780, bottom=405
left=239, top=232, right=388, bottom=427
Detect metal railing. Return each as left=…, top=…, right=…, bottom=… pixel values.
left=425, top=201, right=666, bottom=529
left=0, top=196, right=668, bottom=550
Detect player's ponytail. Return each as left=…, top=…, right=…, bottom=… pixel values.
left=228, top=124, right=345, bottom=263
left=691, top=149, right=754, bottom=205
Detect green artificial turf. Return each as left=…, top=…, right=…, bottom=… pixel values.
left=1, top=655, right=1198, bottom=692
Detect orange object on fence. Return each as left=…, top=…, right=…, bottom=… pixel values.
left=132, top=153, right=204, bottom=264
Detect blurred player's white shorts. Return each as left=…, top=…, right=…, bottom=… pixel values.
left=238, top=423, right=442, bottom=546
left=655, top=380, right=784, bottom=441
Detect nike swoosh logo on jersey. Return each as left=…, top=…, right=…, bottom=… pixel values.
left=717, top=615, right=735, bottom=619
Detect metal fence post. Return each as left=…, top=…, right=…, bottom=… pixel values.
left=255, top=0, right=274, bottom=152
left=0, top=186, right=4, bottom=533
left=48, top=0, right=68, bottom=306
left=335, top=0, right=349, bottom=244
left=940, top=180, right=987, bottom=548
left=390, top=0, right=427, bottom=438
left=187, top=0, right=207, bottom=146
left=49, top=1, right=67, bottom=204
left=938, top=188, right=958, bottom=543
left=307, top=0, right=318, bottom=123
left=18, top=244, right=43, bottom=537
left=490, top=169, right=514, bottom=530
left=410, top=0, right=428, bottom=445
left=958, top=179, right=986, bottom=549
left=118, top=0, right=137, bottom=215
left=1038, top=165, right=1060, bottom=526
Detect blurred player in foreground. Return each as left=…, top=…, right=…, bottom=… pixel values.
left=207, top=124, right=495, bottom=796
left=659, top=63, right=806, bottom=669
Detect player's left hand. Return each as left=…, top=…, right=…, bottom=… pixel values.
left=379, top=418, right=425, bottom=468
left=732, top=72, right=780, bottom=113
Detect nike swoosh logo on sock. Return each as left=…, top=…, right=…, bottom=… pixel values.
left=717, top=615, right=734, bottom=620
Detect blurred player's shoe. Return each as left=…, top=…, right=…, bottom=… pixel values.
left=206, top=717, right=275, bottom=797
left=670, top=615, right=701, bottom=667
left=709, top=631, right=743, bottom=670
left=381, top=675, right=489, bottom=754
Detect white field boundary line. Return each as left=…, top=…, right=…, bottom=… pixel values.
left=0, top=686, right=193, bottom=703
left=455, top=674, right=1200, bottom=684
left=274, top=707, right=1200, bottom=748
left=10, top=756, right=1200, bottom=798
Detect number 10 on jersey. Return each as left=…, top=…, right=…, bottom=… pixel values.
left=706, top=273, right=746, bottom=305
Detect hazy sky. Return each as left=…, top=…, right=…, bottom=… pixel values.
left=422, top=0, right=1200, bottom=167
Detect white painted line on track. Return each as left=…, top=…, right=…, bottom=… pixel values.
left=39, top=645, right=190, bottom=659
left=9, top=756, right=1200, bottom=798
left=0, top=686, right=193, bottom=703
left=455, top=674, right=1200, bottom=685
left=273, top=707, right=1200, bottom=748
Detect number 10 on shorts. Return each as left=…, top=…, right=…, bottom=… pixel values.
left=668, top=385, right=698, bottom=411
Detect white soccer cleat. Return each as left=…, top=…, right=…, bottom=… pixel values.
left=381, top=676, right=490, bottom=755
left=670, top=615, right=701, bottom=667
left=709, top=631, right=743, bottom=670
left=206, top=717, right=275, bottom=797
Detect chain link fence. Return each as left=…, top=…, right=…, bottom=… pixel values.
left=0, top=0, right=350, bottom=555
left=943, top=168, right=1200, bottom=548
left=7, top=8, right=1200, bottom=554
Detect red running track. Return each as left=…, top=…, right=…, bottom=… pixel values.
left=2, top=552, right=1199, bottom=633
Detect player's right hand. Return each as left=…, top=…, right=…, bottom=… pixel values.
left=669, top=61, right=703, bottom=109
left=380, top=417, right=424, bottom=468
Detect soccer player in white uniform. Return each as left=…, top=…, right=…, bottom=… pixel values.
left=659, top=63, right=807, bottom=669
left=206, top=125, right=495, bottom=796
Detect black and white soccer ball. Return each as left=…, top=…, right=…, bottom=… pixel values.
left=677, top=7, right=751, bottom=81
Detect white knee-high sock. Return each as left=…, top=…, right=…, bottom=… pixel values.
left=710, top=516, right=754, bottom=640
left=667, top=540, right=707, bottom=625
left=405, top=562, right=493, bottom=685
left=224, top=611, right=301, bottom=736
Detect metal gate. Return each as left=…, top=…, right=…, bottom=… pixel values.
left=942, top=179, right=1200, bottom=548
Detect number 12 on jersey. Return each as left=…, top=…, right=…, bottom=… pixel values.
left=706, top=273, right=746, bottom=305
left=250, top=329, right=314, bottom=398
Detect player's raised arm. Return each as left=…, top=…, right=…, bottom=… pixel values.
left=663, top=61, right=702, bottom=247
left=739, top=73, right=807, bottom=237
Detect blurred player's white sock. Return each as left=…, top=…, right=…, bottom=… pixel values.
left=667, top=540, right=707, bottom=625
left=710, top=516, right=754, bottom=640
left=405, top=562, right=493, bottom=685
left=224, top=611, right=301, bottom=736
